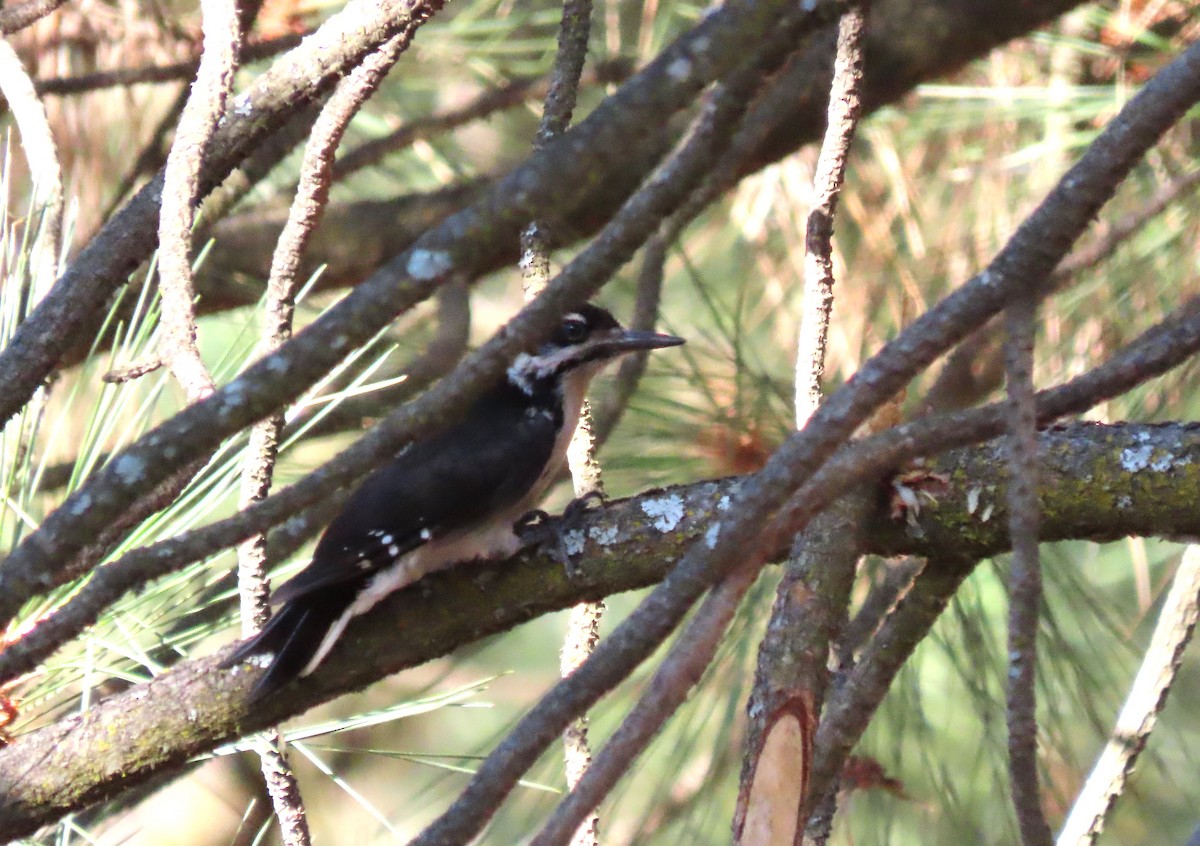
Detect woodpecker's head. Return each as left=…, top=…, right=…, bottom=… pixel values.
left=507, top=304, right=684, bottom=394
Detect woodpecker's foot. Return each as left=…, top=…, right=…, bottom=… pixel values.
left=564, top=490, right=606, bottom=520
left=887, top=463, right=950, bottom=529
left=514, top=509, right=574, bottom=561
left=514, top=509, right=552, bottom=538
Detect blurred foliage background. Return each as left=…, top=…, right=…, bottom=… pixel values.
left=1, top=0, right=1199, bottom=843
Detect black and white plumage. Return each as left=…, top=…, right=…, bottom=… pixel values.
left=223, top=304, right=684, bottom=701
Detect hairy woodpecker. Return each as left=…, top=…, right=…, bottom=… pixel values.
left=223, top=303, right=684, bottom=700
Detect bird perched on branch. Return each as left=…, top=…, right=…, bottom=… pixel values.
left=223, top=303, right=684, bottom=701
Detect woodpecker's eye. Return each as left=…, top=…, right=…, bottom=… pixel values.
left=562, top=318, right=589, bottom=343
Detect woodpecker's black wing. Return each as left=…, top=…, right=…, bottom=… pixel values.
left=272, top=383, right=561, bottom=603
left=223, top=382, right=562, bottom=699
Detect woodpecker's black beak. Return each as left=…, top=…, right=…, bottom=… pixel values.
left=595, top=329, right=685, bottom=359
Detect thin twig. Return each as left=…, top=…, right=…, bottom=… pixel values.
left=808, top=554, right=976, bottom=814
left=1056, top=547, right=1200, bottom=845
left=593, top=232, right=667, bottom=445
left=35, top=32, right=308, bottom=96
left=234, top=33, right=412, bottom=845
left=1004, top=296, right=1053, bottom=846
left=737, top=8, right=867, bottom=843
left=155, top=0, right=242, bottom=402
left=0, top=39, right=63, bottom=285
left=254, top=740, right=310, bottom=846
left=794, top=3, right=866, bottom=428
left=329, top=59, right=631, bottom=187
left=1054, top=167, right=1200, bottom=279
left=518, top=2, right=599, bottom=841
left=530, top=561, right=761, bottom=846
left=834, top=556, right=924, bottom=666
left=0, top=0, right=65, bottom=34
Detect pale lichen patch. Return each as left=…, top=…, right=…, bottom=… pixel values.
left=704, top=522, right=721, bottom=549
left=68, top=492, right=93, bottom=516
left=588, top=523, right=619, bottom=546
left=641, top=495, right=685, bottom=532
left=232, top=93, right=253, bottom=118
left=666, top=57, right=691, bottom=81
left=407, top=249, right=453, bottom=281
left=1151, top=451, right=1187, bottom=472
left=562, top=529, right=586, bottom=557
left=1121, top=444, right=1154, bottom=473
left=112, top=454, right=147, bottom=484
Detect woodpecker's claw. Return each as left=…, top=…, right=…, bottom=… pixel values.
left=514, top=509, right=551, bottom=537
left=563, top=490, right=606, bottom=520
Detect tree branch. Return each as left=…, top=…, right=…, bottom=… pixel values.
left=1055, top=543, right=1200, bottom=845
left=1004, top=297, right=1053, bottom=846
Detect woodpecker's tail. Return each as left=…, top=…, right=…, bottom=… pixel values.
left=221, top=596, right=348, bottom=703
